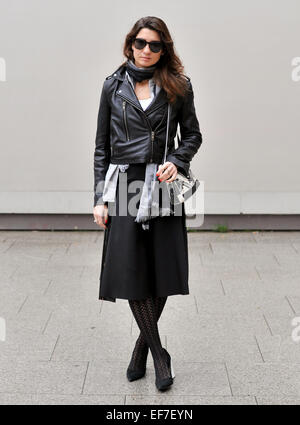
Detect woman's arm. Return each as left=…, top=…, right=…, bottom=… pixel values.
left=166, top=79, right=202, bottom=177
left=93, top=80, right=111, bottom=207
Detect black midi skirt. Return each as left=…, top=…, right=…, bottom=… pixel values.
left=98, top=163, right=189, bottom=302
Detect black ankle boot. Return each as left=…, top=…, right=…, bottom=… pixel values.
left=126, top=344, right=149, bottom=382
left=155, top=348, right=175, bottom=391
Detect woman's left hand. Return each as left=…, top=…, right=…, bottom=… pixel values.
left=156, top=161, right=178, bottom=183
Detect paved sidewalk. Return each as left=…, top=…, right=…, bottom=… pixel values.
left=0, top=230, right=300, bottom=405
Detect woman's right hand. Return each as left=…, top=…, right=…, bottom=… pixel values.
left=93, top=204, right=109, bottom=229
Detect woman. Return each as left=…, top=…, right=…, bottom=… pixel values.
left=93, top=16, right=202, bottom=391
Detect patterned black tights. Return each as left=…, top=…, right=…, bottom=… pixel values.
left=128, top=296, right=169, bottom=379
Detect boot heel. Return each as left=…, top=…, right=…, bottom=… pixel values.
left=155, top=348, right=175, bottom=391
left=170, top=356, right=175, bottom=379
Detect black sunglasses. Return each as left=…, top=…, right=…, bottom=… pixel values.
left=133, top=38, right=163, bottom=53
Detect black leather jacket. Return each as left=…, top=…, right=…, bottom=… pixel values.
left=93, top=64, right=202, bottom=207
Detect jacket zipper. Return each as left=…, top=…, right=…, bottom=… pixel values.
left=119, top=95, right=152, bottom=132
left=151, top=131, right=155, bottom=162
left=150, top=107, right=168, bottom=162
left=122, top=101, right=130, bottom=141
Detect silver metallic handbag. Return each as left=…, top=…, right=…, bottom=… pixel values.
left=163, top=103, right=200, bottom=205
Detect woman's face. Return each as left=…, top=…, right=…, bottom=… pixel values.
left=131, top=28, right=164, bottom=68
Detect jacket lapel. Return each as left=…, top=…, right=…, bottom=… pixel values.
left=115, top=78, right=143, bottom=111
left=145, top=89, right=168, bottom=115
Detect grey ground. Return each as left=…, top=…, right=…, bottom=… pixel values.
left=0, top=229, right=300, bottom=405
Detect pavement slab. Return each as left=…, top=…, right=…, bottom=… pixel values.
left=1, top=230, right=300, bottom=404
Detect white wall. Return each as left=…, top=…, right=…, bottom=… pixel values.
left=0, top=0, right=299, bottom=214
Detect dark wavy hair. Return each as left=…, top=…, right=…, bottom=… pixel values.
left=120, top=16, right=189, bottom=104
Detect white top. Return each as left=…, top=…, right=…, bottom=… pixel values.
left=138, top=97, right=152, bottom=110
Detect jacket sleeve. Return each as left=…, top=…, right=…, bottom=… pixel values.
left=166, top=79, right=202, bottom=177
left=93, top=80, right=111, bottom=207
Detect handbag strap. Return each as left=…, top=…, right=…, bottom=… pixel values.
left=163, top=103, right=171, bottom=163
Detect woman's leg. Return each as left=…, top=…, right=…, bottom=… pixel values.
left=128, top=296, right=170, bottom=380
left=128, top=296, right=167, bottom=371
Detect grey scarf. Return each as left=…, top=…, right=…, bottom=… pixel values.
left=126, top=59, right=157, bottom=82
left=134, top=163, right=172, bottom=229
left=102, top=163, right=172, bottom=230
